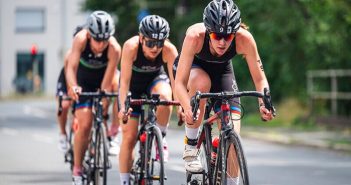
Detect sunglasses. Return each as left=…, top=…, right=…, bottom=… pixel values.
left=92, top=37, right=109, bottom=42
left=209, top=32, right=235, bottom=41
left=143, top=38, right=165, bottom=48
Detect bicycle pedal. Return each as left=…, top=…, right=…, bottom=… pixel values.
left=186, top=170, right=205, bottom=175
left=151, top=175, right=160, bottom=180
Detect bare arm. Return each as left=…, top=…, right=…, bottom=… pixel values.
left=236, top=29, right=273, bottom=120
left=237, top=30, right=269, bottom=103
left=65, top=31, right=86, bottom=100
left=63, top=49, right=71, bottom=72
left=101, top=37, right=121, bottom=91
left=118, top=37, right=138, bottom=113
left=163, top=40, right=179, bottom=100
left=175, top=28, right=200, bottom=116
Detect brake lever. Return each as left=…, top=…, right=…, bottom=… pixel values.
left=58, top=93, right=63, bottom=116
left=122, top=92, right=131, bottom=124
left=191, top=91, right=201, bottom=121
left=263, top=88, right=276, bottom=117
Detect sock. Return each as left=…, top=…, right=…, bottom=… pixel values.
left=156, top=122, right=168, bottom=135
left=185, top=126, right=199, bottom=140
left=120, top=173, right=130, bottom=185
left=72, top=166, right=82, bottom=176
left=227, top=177, right=239, bottom=185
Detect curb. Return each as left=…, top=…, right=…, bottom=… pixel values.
left=241, top=129, right=351, bottom=154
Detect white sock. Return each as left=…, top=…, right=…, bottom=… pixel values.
left=185, top=126, right=199, bottom=140
left=227, top=177, right=239, bottom=185
left=156, top=122, right=168, bottom=134
left=120, top=173, right=130, bottom=185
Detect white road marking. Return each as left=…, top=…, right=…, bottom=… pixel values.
left=23, top=105, right=49, bottom=118
left=0, top=127, right=19, bottom=136
left=32, top=134, right=55, bottom=144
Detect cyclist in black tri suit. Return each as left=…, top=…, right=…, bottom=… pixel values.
left=65, top=11, right=122, bottom=185
left=174, top=0, right=275, bottom=183
left=117, top=15, right=178, bottom=185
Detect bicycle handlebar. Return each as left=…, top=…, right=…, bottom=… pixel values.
left=78, top=91, right=119, bottom=98
left=122, top=93, right=181, bottom=124
left=58, top=91, right=118, bottom=116
left=191, top=88, right=276, bottom=121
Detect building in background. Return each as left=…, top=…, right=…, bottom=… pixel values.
left=0, top=0, right=87, bottom=97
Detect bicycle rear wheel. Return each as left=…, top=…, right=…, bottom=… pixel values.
left=217, top=131, right=249, bottom=185
left=93, top=124, right=108, bottom=185
left=144, top=126, right=165, bottom=185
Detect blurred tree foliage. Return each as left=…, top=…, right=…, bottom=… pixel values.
left=83, top=0, right=351, bottom=116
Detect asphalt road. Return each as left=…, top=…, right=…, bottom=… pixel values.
left=0, top=100, right=350, bottom=185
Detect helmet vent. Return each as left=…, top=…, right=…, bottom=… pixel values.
left=222, top=1, right=227, bottom=10
left=221, top=16, right=226, bottom=26
left=105, top=21, right=109, bottom=33
left=96, top=18, right=102, bottom=33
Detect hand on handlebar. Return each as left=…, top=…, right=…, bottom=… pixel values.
left=261, top=88, right=277, bottom=121
left=118, top=107, right=133, bottom=124
left=259, top=105, right=274, bottom=121
left=184, top=108, right=200, bottom=125
left=68, top=85, right=82, bottom=101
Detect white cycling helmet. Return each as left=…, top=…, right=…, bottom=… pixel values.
left=87, top=10, right=115, bottom=41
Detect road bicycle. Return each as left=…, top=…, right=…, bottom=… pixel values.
left=75, top=91, right=118, bottom=185
left=58, top=91, right=118, bottom=174
left=123, top=93, right=180, bottom=185
left=187, top=88, right=276, bottom=185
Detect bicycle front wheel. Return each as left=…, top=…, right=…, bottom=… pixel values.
left=144, top=126, right=165, bottom=185
left=65, top=121, right=75, bottom=171
left=93, top=124, right=108, bottom=185
left=216, top=131, right=249, bottom=185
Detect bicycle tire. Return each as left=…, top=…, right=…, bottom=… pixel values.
left=93, top=124, right=108, bottom=185
left=65, top=121, right=75, bottom=171
left=130, top=157, right=143, bottom=185
left=144, top=126, right=165, bottom=185
left=198, top=124, right=213, bottom=185
left=217, top=131, right=249, bottom=185
left=130, top=138, right=145, bottom=185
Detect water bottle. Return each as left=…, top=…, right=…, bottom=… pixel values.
left=140, top=132, right=147, bottom=143
left=211, top=136, right=219, bottom=168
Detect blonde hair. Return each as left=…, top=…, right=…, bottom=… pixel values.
left=240, top=23, right=249, bottom=30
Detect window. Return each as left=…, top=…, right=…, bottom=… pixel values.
left=16, top=8, right=45, bottom=33
left=15, top=52, right=45, bottom=93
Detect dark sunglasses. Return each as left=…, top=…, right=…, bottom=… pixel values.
left=92, top=37, right=109, bottom=42
left=144, top=38, right=165, bottom=48
left=209, top=32, right=235, bottom=41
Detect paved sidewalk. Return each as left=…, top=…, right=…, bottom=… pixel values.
left=241, top=126, right=351, bottom=153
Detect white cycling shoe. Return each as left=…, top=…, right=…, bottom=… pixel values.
left=183, top=145, right=203, bottom=172
left=72, top=175, right=83, bottom=185
left=58, top=134, right=68, bottom=152
left=109, top=137, right=120, bottom=156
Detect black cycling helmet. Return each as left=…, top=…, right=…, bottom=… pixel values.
left=203, top=0, right=241, bottom=34
left=139, top=15, right=170, bottom=40
left=87, top=10, right=115, bottom=41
